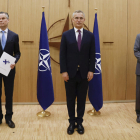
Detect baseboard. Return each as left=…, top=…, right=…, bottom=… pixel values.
left=1, top=100, right=135, bottom=105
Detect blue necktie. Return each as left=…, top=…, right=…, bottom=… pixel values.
left=1, top=31, right=6, bottom=50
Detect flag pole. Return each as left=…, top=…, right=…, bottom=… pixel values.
left=37, top=6, right=51, bottom=117
left=87, top=8, right=101, bottom=116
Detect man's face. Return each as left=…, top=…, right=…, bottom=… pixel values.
left=0, top=13, right=9, bottom=29
left=72, top=13, right=85, bottom=29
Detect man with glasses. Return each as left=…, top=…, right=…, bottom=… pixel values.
left=60, top=10, right=95, bottom=135
left=0, top=12, right=20, bottom=128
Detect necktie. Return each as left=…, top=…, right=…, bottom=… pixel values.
left=1, top=31, right=6, bottom=50
left=77, top=30, right=81, bottom=51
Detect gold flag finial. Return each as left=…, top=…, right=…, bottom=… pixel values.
left=42, top=6, right=45, bottom=12
left=95, top=8, right=98, bottom=13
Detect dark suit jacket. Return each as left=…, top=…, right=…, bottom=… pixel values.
left=134, top=34, right=140, bottom=75
left=60, top=28, right=95, bottom=79
left=0, top=29, right=21, bottom=75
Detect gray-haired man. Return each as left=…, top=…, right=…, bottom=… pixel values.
left=60, top=10, right=95, bottom=134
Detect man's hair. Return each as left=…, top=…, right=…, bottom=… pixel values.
left=0, top=12, right=9, bottom=19
left=72, top=10, right=85, bottom=18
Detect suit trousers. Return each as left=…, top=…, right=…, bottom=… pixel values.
left=136, top=75, right=140, bottom=115
left=65, top=70, right=88, bottom=124
left=0, top=72, right=15, bottom=121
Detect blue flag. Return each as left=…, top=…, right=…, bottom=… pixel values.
left=37, top=12, right=54, bottom=110
left=88, top=13, right=103, bottom=111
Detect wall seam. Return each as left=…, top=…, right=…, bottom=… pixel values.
left=125, top=0, right=128, bottom=100
left=48, top=0, right=50, bottom=28
left=7, top=0, right=9, bottom=13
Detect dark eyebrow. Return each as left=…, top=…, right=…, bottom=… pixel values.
left=74, top=17, right=83, bottom=18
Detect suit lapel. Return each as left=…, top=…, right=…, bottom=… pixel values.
left=70, top=28, right=88, bottom=52
left=80, top=29, right=88, bottom=51
left=70, top=28, right=79, bottom=52
left=0, top=40, right=2, bottom=52
left=70, top=28, right=77, bottom=43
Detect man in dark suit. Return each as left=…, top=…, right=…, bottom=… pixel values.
left=60, top=10, right=95, bottom=135
left=0, top=12, right=20, bottom=128
left=134, top=34, right=140, bottom=123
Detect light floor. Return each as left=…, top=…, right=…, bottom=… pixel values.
left=0, top=103, right=139, bottom=140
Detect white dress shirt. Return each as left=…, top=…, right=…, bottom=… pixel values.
left=74, top=27, right=83, bottom=41
left=0, top=28, right=8, bottom=45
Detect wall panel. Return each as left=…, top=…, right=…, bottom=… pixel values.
left=2, top=0, right=50, bottom=102
left=0, top=0, right=7, bottom=12
left=126, top=0, right=140, bottom=100
left=0, top=0, right=8, bottom=103
left=0, top=0, right=137, bottom=103
left=49, top=0, right=89, bottom=102
left=48, top=0, right=69, bottom=102
left=89, top=0, right=127, bottom=101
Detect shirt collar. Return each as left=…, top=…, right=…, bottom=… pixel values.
left=0, top=28, right=8, bottom=33
left=74, top=27, right=83, bottom=33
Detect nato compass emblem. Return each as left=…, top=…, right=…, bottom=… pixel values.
left=3, top=59, right=10, bottom=65
left=94, top=53, right=102, bottom=75
left=39, top=49, right=50, bottom=71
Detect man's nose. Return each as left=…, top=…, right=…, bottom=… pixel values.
left=77, top=18, right=80, bottom=21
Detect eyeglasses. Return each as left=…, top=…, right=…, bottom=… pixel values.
left=0, top=17, right=7, bottom=21
left=74, top=17, right=84, bottom=20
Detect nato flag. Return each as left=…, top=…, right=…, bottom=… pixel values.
left=37, top=12, right=54, bottom=110
left=88, top=13, right=103, bottom=111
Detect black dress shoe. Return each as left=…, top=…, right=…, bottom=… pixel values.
left=6, top=120, right=15, bottom=128
left=67, top=124, right=75, bottom=135
left=77, top=123, right=84, bottom=134
left=136, top=115, right=140, bottom=123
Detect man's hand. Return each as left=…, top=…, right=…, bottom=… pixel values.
left=10, top=63, right=15, bottom=69
left=87, top=71, right=94, bottom=81
left=62, top=72, right=69, bottom=82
